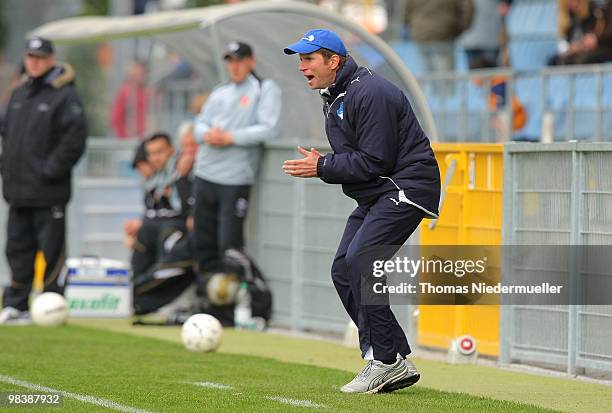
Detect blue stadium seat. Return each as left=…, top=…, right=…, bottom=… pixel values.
left=573, top=75, right=597, bottom=108
left=507, top=0, right=558, bottom=70
left=509, top=40, right=559, bottom=71
left=454, top=45, right=469, bottom=73
left=603, top=71, right=612, bottom=106
left=507, top=0, right=557, bottom=37
left=391, top=42, right=472, bottom=75
left=390, top=41, right=423, bottom=76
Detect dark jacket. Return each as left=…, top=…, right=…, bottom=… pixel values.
left=1, top=63, right=87, bottom=207
left=316, top=57, right=440, bottom=217
left=405, top=0, right=475, bottom=42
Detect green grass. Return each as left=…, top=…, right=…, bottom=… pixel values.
left=0, top=325, right=564, bottom=413
left=72, top=319, right=612, bottom=413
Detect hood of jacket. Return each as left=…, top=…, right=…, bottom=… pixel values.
left=48, top=63, right=76, bottom=89
left=26, top=62, right=76, bottom=90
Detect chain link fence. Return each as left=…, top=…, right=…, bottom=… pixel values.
left=501, top=142, right=612, bottom=374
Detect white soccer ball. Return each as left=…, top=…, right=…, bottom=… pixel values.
left=181, top=314, right=223, bottom=352
left=31, top=292, right=69, bottom=327
left=206, top=273, right=239, bottom=306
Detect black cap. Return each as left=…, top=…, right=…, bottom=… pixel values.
left=223, top=41, right=253, bottom=60
left=25, top=37, right=55, bottom=57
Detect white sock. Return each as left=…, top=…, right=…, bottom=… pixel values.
left=363, top=346, right=403, bottom=361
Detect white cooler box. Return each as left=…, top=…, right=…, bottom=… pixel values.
left=64, top=257, right=132, bottom=318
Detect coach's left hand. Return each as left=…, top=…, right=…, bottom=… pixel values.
left=283, top=146, right=321, bottom=178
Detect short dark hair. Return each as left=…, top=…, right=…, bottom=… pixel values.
left=317, top=48, right=347, bottom=67
left=131, top=140, right=148, bottom=168
left=146, top=131, right=173, bottom=146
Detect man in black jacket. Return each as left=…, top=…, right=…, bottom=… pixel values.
left=283, top=29, right=440, bottom=394
left=0, top=37, right=87, bottom=324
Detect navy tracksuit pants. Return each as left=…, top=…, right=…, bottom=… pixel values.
left=332, top=191, right=425, bottom=362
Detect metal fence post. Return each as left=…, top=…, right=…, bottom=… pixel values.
left=567, top=146, right=582, bottom=374
left=596, top=70, right=603, bottom=140
left=291, top=177, right=306, bottom=330
left=499, top=145, right=515, bottom=366
left=567, top=75, right=576, bottom=141
left=505, top=73, right=514, bottom=142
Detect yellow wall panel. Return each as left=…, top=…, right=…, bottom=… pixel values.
left=419, top=143, right=503, bottom=357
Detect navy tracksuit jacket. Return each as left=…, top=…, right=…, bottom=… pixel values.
left=317, top=56, right=441, bottom=361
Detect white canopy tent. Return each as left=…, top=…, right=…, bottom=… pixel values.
left=31, top=0, right=437, bottom=142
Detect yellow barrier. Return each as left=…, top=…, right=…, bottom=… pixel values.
left=419, top=143, right=503, bottom=356
left=33, top=251, right=46, bottom=292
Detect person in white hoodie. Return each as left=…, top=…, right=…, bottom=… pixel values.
left=191, top=41, right=281, bottom=276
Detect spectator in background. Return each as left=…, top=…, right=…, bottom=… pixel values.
left=111, top=60, right=149, bottom=139
left=573, top=0, right=612, bottom=64
left=471, top=56, right=527, bottom=141
left=461, top=0, right=513, bottom=69
left=317, top=0, right=389, bottom=34
left=0, top=38, right=87, bottom=324
left=404, top=0, right=475, bottom=72
left=549, top=0, right=604, bottom=64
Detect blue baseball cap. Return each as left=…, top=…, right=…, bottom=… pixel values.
left=284, top=29, right=347, bottom=57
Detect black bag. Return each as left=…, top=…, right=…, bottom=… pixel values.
left=201, top=249, right=272, bottom=326
left=223, top=249, right=273, bottom=322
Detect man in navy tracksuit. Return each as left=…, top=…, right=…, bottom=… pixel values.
left=283, top=29, right=440, bottom=394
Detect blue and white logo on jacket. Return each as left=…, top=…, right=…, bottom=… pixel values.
left=336, top=102, right=344, bottom=120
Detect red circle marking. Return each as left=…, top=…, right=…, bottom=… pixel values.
left=460, top=338, right=473, bottom=351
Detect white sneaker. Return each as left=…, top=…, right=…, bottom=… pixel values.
left=380, top=358, right=420, bottom=393
left=340, top=359, right=408, bottom=394
left=0, top=307, right=31, bottom=325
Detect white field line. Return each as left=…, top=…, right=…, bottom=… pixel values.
left=267, top=396, right=326, bottom=409
left=0, top=374, right=156, bottom=413
left=186, top=382, right=325, bottom=409
left=187, top=381, right=234, bottom=390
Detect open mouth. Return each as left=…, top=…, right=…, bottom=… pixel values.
left=305, top=75, right=315, bottom=82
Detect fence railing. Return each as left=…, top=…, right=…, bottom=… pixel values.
left=418, top=69, right=516, bottom=143
left=540, top=64, right=612, bottom=142
left=419, top=64, right=612, bottom=144
left=144, top=64, right=612, bottom=145
left=75, top=138, right=140, bottom=178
